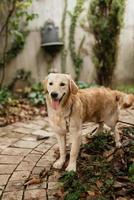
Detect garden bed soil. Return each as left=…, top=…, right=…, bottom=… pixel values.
left=53, top=127, right=134, bottom=200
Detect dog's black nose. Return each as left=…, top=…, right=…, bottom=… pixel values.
left=51, top=92, right=58, bottom=99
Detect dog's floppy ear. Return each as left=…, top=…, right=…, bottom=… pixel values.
left=69, top=78, right=78, bottom=95
left=42, top=76, right=48, bottom=93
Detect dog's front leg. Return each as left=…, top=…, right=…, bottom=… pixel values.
left=66, top=127, right=81, bottom=172
left=53, top=133, right=66, bottom=169
left=114, top=126, right=121, bottom=148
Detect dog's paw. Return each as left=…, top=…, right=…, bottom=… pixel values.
left=116, top=142, right=122, bottom=148
left=66, top=163, right=76, bottom=172
left=53, top=159, right=65, bottom=169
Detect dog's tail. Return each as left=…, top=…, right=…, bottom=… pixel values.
left=113, top=90, right=134, bottom=109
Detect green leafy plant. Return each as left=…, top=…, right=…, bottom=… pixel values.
left=28, top=82, right=45, bottom=106
left=0, top=88, right=11, bottom=105
left=83, top=133, right=114, bottom=153
left=88, top=0, right=125, bottom=86
left=59, top=171, right=86, bottom=200
left=128, top=163, right=134, bottom=183
left=102, top=178, right=114, bottom=193
left=123, top=126, right=134, bottom=136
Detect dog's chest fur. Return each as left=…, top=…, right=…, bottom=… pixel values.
left=47, top=106, right=71, bottom=133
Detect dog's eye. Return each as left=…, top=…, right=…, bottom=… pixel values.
left=60, top=82, right=65, bottom=86
left=49, top=82, right=53, bottom=86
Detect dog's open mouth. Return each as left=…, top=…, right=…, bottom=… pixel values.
left=51, top=93, right=65, bottom=110
left=52, top=99, right=60, bottom=110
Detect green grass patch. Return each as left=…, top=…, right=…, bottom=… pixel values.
left=116, top=85, right=134, bottom=94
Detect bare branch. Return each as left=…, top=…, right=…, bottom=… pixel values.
left=0, top=0, right=17, bottom=87
left=0, top=0, right=16, bottom=35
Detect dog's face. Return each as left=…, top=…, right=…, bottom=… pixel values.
left=44, top=73, right=78, bottom=109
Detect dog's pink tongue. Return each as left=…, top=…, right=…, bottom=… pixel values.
left=52, top=100, right=60, bottom=110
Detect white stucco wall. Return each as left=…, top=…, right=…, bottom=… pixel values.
left=3, top=0, right=134, bottom=85
left=114, top=0, right=134, bottom=84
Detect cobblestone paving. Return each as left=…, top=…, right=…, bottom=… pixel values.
left=0, top=110, right=134, bottom=200
left=0, top=117, right=58, bottom=200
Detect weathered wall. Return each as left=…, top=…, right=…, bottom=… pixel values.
left=3, top=0, right=134, bottom=85
left=114, top=0, right=134, bottom=85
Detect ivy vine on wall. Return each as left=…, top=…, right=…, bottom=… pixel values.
left=0, top=0, right=37, bottom=87
left=61, top=0, right=68, bottom=73
left=69, top=0, right=84, bottom=81
left=88, top=0, right=126, bottom=86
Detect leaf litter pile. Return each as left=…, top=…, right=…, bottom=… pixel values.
left=0, top=99, right=46, bottom=127
left=0, top=82, right=46, bottom=127
left=54, top=126, right=134, bottom=200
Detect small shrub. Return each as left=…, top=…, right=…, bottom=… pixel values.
left=0, top=88, right=11, bottom=105
left=89, top=0, right=125, bottom=86
left=28, top=82, right=45, bottom=106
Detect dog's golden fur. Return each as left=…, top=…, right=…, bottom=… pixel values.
left=112, top=90, right=134, bottom=109
left=44, top=73, right=122, bottom=172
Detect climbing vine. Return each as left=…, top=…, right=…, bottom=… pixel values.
left=61, top=0, right=68, bottom=73
left=0, top=0, right=37, bottom=87
left=69, top=0, right=84, bottom=81
left=88, top=0, right=126, bottom=86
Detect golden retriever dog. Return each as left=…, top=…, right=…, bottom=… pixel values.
left=43, top=73, right=121, bottom=172
left=113, top=90, right=134, bottom=109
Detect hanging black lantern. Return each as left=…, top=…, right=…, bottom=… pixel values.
left=41, top=20, right=63, bottom=55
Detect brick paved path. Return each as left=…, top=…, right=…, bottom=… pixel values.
left=0, top=109, right=134, bottom=200
left=0, top=117, right=59, bottom=200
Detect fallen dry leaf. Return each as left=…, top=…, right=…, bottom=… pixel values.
left=39, top=168, right=48, bottom=179
left=107, top=154, right=114, bottom=162
left=24, top=177, right=42, bottom=186
left=117, top=176, right=129, bottom=181
left=87, top=191, right=95, bottom=196
left=113, top=181, right=126, bottom=188
left=116, top=197, right=128, bottom=200
left=96, top=180, right=103, bottom=188
left=103, top=148, right=116, bottom=158
left=36, top=135, right=50, bottom=141
left=53, top=188, right=66, bottom=200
